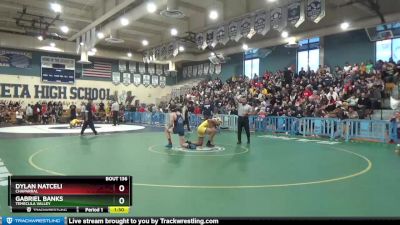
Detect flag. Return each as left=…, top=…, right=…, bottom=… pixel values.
left=83, top=61, right=112, bottom=78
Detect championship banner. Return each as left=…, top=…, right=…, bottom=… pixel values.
left=198, top=64, right=203, bottom=76
left=148, top=63, right=155, bottom=75
left=288, top=0, right=305, bottom=28
left=196, top=32, right=206, bottom=50
left=192, top=65, right=198, bottom=77
left=119, top=60, right=127, bottom=72
left=271, top=7, right=287, bottom=32
left=41, top=56, right=75, bottom=84
left=203, top=63, right=210, bottom=75
left=239, top=16, right=253, bottom=39
left=0, top=49, right=32, bottom=68
left=151, top=75, right=159, bottom=87
left=163, top=64, right=169, bottom=76
left=112, top=72, right=121, bottom=85
left=139, top=62, right=146, bottom=74
left=156, top=64, right=163, bottom=75
left=228, top=21, right=240, bottom=42
left=159, top=76, right=166, bottom=88
left=215, top=64, right=222, bottom=75
left=133, top=74, right=141, bottom=86
left=187, top=66, right=193, bottom=78
left=254, top=10, right=270, bottom=35
left=142, top=74, right=151, bottom=87
left=129, top=61, right=136, bottom=73
left=216, top=25, right=229, bottom=45
left=123, top=72, right=131, bottom=86
left=307, top=0, right=325, bottom=23
left=209, top=63, right=215, bottom=75
left=183, top=67, right=188, bottom=78
left=206, top=29, right=216, bottom=48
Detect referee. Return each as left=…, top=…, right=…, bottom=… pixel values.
left=81, top=100, right=98, bottom=136
left=236, top=95, right=252, bottom=144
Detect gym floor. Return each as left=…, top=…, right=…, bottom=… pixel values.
left=0, top=126, right=399, bottom=217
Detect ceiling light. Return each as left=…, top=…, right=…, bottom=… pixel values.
left=147, top=2, right=157, bottom=13
left=80, top=42, right=84, bottom=46
left=179, top=46, right=185, bottom=52
left=340, top=22, right=350, bottom=30
left=142, top=40, right=149, bottom=46
left=120, top=18, right=129, bottom=26
left=281, top=31, right=289, bottom=38
left=210, top=52, right=215, bottom=56
left=50, top=3, right=62, bottom=13
left=37, top=35, right=43, bottom=41
left=60, top=25, right=69, bottom=33
left=242, top=43, right=249, bottom=51
left=209, top=10, right=218, bottom=20
left=170, top=28, right=178, bottom=36
left=91, top=48, right=97, bottom=53
left=127, top=52, right=132, bottom=58
left=97, top=32, right=105, bottom=39
left=267, top=0, right=277, bottom=2
left=50, top=42, right=56, bottom=47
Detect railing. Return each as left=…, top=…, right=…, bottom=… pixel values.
left=124, top=112, right=398, bottom=143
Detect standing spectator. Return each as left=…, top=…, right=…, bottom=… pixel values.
left=26, top=104, right=33, bottom=123
left=202, top=99, right=214, bottom=119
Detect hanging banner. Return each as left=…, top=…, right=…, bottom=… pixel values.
left=206, top=30, right=216, bottom=48
left=198, top=64, right=203, bottom=76
left=148, top=63, right=155, bottom=75
left=254, top=11, right=270, bottom=35
left=142, top=74, right=151, bottom=87
left=123, top=72, right=131, bottom=86
left=133, top=74, right=141, bottom=86
left=216, top=25, right=229, bottom=45
left=187, top=66, right=193, bottom=78
left=159, top=76, right=166, bottom=88
left=119, top=60, right=126, bottom=72
left=129, top=61, right=136, bottom=73
left=183, top=67, right=188, bottom=78
left=139, top=62, right=146, bottom=74
left=196, top=32, right=206, bottom=50
left=203, top=63, right=210, bottom=76
left=215, top=64, right=222, bottom=75
left=209, top=63, right=215, bottom=75
left=151, top=75, right=159, bottom=87
left=288, top=0, right=305, bottom=28
left=271, top=7, right=287, bottom=32
left=0, top=49, right=32, bottom=68
left=193, top=65, right=198, bottom=77
left=228, top=21, right=240, bottom=42
left=156, top=64, right=163, bottom=75
left=120, top=62, right=129, bottom=78
left=163, top=64, right=169, bottom=76
left=307, top=0, right=325, bottom=23
left=239, top=16, right=253, bottom=39
left=112, top=72, right=121, bottom=85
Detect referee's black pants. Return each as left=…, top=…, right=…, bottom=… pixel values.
left=238, top=116, right=250, bottom=143
left=81, top=121, right=97, bottom=135
left=112, top=111, right=118, bottom=126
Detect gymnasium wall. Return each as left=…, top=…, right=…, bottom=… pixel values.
left=324, top=29, right=375, bottom=67
left=0, top=50, right=173, bottom=105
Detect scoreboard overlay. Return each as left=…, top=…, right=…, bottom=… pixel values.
left=8, top=176, right=132, bottom=214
